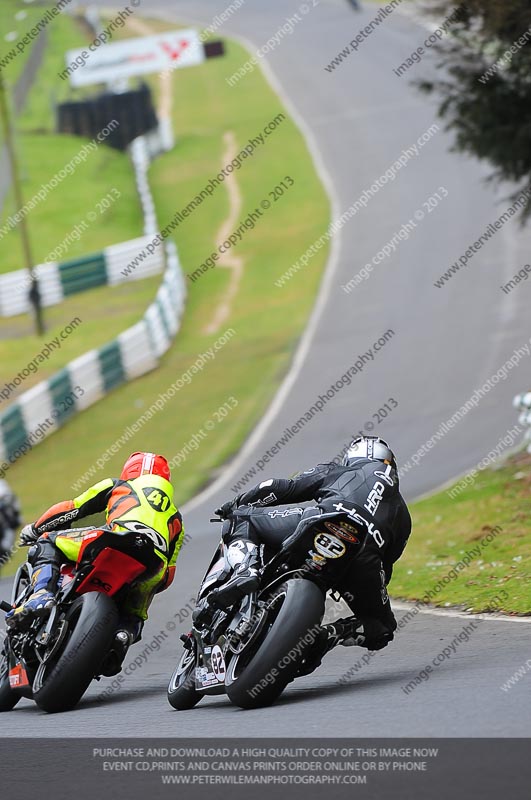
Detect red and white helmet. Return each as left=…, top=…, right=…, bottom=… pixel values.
left=120, top=452, right=171, bottom=482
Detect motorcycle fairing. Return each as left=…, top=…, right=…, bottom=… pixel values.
left=75, top=548, right=146, bottom=596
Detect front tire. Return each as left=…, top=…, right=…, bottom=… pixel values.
left=0, top=563, right=32, bottom=712
left=167, top=646, right=201, bottom=710
left=0, top=647, right=19, bottom=712
left=226, top=579, right=325, bottom=709
left=33, top=592, right=118, bottom=713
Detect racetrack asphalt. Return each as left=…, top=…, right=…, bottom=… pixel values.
left=1, top=0, right=529, bottom=736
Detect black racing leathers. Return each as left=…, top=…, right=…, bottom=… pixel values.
left=231, top=459, right=412, bottom=643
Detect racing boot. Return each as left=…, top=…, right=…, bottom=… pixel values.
left=205, top=540, right=260, bottom=612
left=297, top=616, right=365, bottom=677
left=100, top=617, right=143, bottom=677
left=5, top=564, right=58, bottom=629
left=192, top=596, right=218, bottom=629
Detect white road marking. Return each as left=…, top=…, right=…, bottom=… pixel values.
left=329, top=597, right=531, bottom=625
left=393, top=600, right=531, bottom=624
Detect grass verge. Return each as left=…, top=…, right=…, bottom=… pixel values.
left=0, top=1, right=52, bottom=90
left=393, top=451, right=531, bottom=614
left=0, top=7, right=142, bottom=270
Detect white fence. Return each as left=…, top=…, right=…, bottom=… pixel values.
left=0, top=121, right=185, bottom=468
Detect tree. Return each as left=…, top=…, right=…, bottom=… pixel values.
left=419, top=0, right=531, bottom=221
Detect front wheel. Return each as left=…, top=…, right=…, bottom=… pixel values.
left=33, top=592, right=118, bottom=713
left=0, top=563, right=32, bottom=712
left=225, top=579, right=325, bottom=709
left=0, top=645, right=19, bottom=712
left=167, top=646, right=201, bottom=710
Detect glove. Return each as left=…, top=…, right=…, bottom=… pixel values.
left=364, top=631, right=394, bottom=651
left=19, top=524, right=38, bottom=546
left=215, top=500, right=237, bottom=519
left=358, top=617, right=394, bottom=651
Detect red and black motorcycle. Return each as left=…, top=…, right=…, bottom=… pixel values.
left=0, top=526, right=161, bottom=713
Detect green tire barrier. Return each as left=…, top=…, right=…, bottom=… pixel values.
left=0, top=126, right=184, bottom=474
left=0, top=241, right=185, bottom=474
left=0, top=235, right=165, bottom=317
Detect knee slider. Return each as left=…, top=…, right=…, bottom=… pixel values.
left=29, top=538, right=63, bottom=568
left=28, top=543, right=39, bottom=562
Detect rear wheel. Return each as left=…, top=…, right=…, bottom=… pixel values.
left=225, top=579, right=325, bottom=709
left=33, top=592, right=118, bottom=713
left=167, top=646, right=201, bottom=710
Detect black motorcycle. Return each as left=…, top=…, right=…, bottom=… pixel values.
left=167, top=508, right=369, bottom=710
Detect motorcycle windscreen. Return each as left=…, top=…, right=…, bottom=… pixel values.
left=76, top=548, right=146, bottom=596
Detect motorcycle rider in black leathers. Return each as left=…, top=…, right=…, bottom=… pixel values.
left=205, top=436, right=411, bottom=668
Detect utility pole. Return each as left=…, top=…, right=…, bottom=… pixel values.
left=0, top=70, right=44, bottom=335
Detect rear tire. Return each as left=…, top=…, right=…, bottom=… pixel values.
left=226, top=579, right=324, bottom=709
left=33, top=592, right=118, bottom=713
left=167, top=647, right=201, bottom=710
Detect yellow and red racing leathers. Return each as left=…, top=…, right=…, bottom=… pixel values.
left=31, top=474, right=183, bottom=620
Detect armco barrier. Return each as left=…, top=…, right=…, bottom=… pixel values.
left=0, top=235, right=165, bottom=317
left=0, top=0, right=183, bottom=473
left=1, top=104, right=173, bottom=319
left=0, top=240, right=185, bottom=471
left=513, top=391, right=531, bottom=453
left=0, top=122, right=185, bottom=472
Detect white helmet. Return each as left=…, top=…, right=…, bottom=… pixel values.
left=342, top=436, right=396, bottom=469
